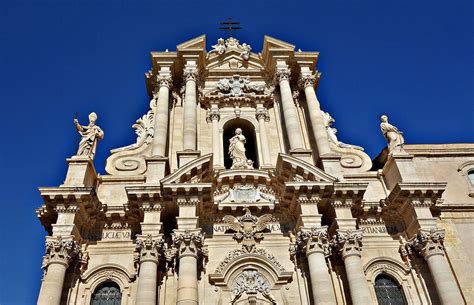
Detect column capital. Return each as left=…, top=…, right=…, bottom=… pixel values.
left=255, top=108, right=270, bottom=122
left=157, top=74, right=173, bottom=89
left=183, top=68, right=199, bottom=82
left=172, top=230, right=207, bottom=259
left=135, top=234, right=165, bottom=264
left=206, top=108, right=220, bottom=123
left=409, top=228, right=445, bottom=259
left=333, top=229, right=363, bottom=259
left=298, top=72, right=319, bottom=89
left=296, top=226, right=331, bottom=256
left=42, top=235, right=79, bottom=269
left=275, top=67, right=291, bottom=82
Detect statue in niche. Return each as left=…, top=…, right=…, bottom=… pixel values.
left=380, top=114, right=405, bottom=154
left=74, top=112, right=104, bottom=159
left=229, top=128, right=253, bottom=169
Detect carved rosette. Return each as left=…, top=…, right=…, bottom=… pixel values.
left=332, top=229, right=364, bottom=259
left=157, top=74, right=173, bottom=89
left=409, top=228, right=445, bottom=259
left=172, top=230, right=207, bottom=260
left=135, top=234, right=165, bottom=265
left=298, top=73, right=317, bottom=89
left=183, top=69, right=199, bottom=83
left=42, top=236, right=80, bottom=269
left=206, top=108, right=220, bottom=123
left=296, top=226, right=331, bottom=257
left=276, top=68, right=291, bottom=82
left=255, top=108, right=270, bottom=122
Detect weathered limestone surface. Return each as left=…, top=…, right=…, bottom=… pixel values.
left=35, top=35, right=474, bottom=305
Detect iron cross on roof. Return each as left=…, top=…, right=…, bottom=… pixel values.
left=219, top=18, right=242, bottom=37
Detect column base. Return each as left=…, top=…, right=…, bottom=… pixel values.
left=146, top=157, right=170, bottom=183
left=177, top=150, right=201, bottom=168
left=62, top=156, right=97, bottom=187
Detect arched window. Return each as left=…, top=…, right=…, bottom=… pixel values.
left=374, top=274, right=407, bottom=305
left=91, top=282, right=122, bottom=305
left=468, top=170, right=474, bottom=185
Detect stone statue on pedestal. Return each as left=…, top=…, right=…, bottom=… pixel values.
left=380, top=114, right=405, bottom=154
left=74, top=112, right=104, bottom=159
left=229, top=128, right=253, bottom=169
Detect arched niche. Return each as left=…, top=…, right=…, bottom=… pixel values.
left=222, top=118, right=259, bottom=169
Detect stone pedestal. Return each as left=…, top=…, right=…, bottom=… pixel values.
left=382, top=152, right=415, bottom=191
left=289, top=149, right=314, bottom=165
left=177, top=150, right=201, bottom=168
left=145, top=157, right=169, bottom=183
left=62, top=156, right=97, bottom=187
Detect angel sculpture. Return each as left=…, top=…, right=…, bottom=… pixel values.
left=223, top=208, right=273, bottom=252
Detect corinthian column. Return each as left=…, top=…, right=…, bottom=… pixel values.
left=256, top=107, right=271, bottom=166
left=134, top=235, right=164, bottom=305
left=206, top=108, right=221, bottom=167
left=276, top=64, right=304, bottom=150
left=37, top=236, right=79, bottom=305
left=183, top=63, right=198, bottom=151
left=172, top=230, right=207, bottom=305
left=334, top=229, right=372, bottom=305
left=410, top=229, right=464, bottom=305
left=299, top=72, right=331, bottom=156
left=297, top=226, right=336, bottom=305
left=151, top=71, right=172, bottom=157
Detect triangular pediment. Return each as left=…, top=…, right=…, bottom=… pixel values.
left=263, top=35, right=295, bottom=52
left=176, top=35, right=206, bottom=51
left=276, top=153, right=338, bottom=183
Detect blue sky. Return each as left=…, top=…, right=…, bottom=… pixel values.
left=0, top=0, right=472, bottom=303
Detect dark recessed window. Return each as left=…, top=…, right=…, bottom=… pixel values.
left=374, top=274, right=407, bottom=305
left=91, top=282, right=122, bottom=305
left=468, top=170, right=474, bottom=185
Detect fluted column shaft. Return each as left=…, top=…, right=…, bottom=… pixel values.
left=276, top=66, right=304, bottom=150
left=135, top=235, right=163, bottom=305
left=151, top=73, right=172, bottom=157
left=335, top=230, right=372, bottom=305
left=183, top=67, right=198, bottom=150
left=300, top=73, right=331, bottom=156
left=256, top=108, right=271, bottom=166
left=411, top=229, right=464, bottom=305
left=37, top=236, right=78, bottom=305
left=297, top=227, right=336, bottom=305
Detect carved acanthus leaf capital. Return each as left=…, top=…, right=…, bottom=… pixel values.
left=408, top=228, right=445, bottom=259
left=43, top=236, right=80, bottom=268
left=157, top=74, right=173, bottom=89
left=275, top=67, right=291, bottom=82
left=183, top=68, right=199, bottom=82
left=172, top=230, right=207, bottom=259
left=206, top=108, right=221, bottom=123
left=135, top=234, right=165, bottom=264
left=332, top=229, right=363, bottom=258
left=296, top=226, right=331, bottom=256
left=255, top=108, right=270, bottom=122
left=298, top=72, right=318, bottom=89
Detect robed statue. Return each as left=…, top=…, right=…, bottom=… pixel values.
left=74, top=112, right=104, bottom=159
left=229, top=128, right=253, bottom=169
left=380, top=114, right=405, bottom=154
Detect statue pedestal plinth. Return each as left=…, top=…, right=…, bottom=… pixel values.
left=319, top=153, right=343, bottom=178
left=62, top=156, right=97, bottom=187
left=382, top=152, right=415, bottom=191
left=177, top=150, right=201, bottom=168
left=145, top=157, right=170, bottom=183
left=289, top=149, right=314, bottom=165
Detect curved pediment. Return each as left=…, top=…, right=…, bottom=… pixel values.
left=276, top=153, right=338, bottom=183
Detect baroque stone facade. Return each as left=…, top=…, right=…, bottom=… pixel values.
left=36, top=35, right=474, bottom=305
